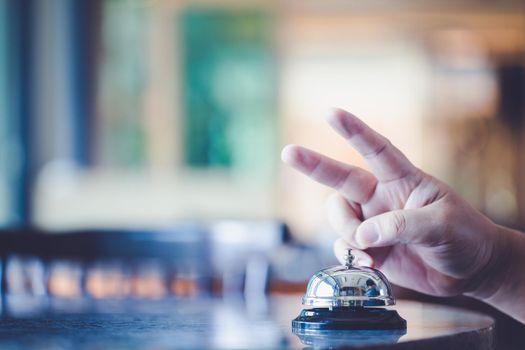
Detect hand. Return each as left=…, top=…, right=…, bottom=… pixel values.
left=282, top=108, right=525, bottom=321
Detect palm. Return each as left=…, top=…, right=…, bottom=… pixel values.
left=362, top=178, right=420, bottom=217
left=361, top=177, right=451, bottom=295
left=282, top=109, right=487, bottom=297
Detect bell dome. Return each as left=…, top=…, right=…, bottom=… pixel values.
left=302, top=250, right=395, bottom=308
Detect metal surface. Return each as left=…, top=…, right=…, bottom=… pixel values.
left=302, top=249, right=395, bottom=308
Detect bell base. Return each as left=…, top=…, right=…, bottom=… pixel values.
left=292, top=307, right=407, bottom=331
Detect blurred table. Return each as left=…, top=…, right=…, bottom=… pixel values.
left=0, top=296, right=494, bottom=349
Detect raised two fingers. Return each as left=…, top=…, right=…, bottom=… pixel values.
left=282, top=108, right=420, bottom=204
left=326, top=109, right=418, bottom=183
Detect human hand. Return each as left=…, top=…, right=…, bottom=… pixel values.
left=281, top=108, right=523, bottom=306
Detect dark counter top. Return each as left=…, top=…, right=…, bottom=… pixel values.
left=0, top=296, right=494, bottom=349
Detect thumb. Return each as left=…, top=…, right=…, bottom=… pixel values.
left=355, top=207, right=443, bottom=248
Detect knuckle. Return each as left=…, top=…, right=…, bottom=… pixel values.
left=391, top=211, right=407, bottom=239
left=363, top=138, right=391, bottom=160
left=439, top=206, right=454, bottom=225
left=326, top=209, right=341, bottom=232
left=336, top=169, right=354, bottom=191
left=437, top=196, right=459, bottom=226
left=326, top=194, right=345, bottom=217
left=436, top=206, right=457, bottom=241
left=324, top=193, right=339, bottom=209
left=308, top=157, right=323, bottom=178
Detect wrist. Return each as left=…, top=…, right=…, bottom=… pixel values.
left=466, top=224, right=525, bottom=323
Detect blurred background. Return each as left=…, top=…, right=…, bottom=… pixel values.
left=0, top=0, right=525, bottom=347
left=2, top=0, right=525, bottom=234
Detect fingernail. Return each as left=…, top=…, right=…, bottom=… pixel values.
left=355, top=258, right=373, bottom=268
left=325, top=108, right=343, bottom=124
left=357, top=222, right=380, bottom=246
left=281, top=145, right=300, bottom=163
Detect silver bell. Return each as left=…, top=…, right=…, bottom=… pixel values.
left=292, top=249, right=406, bottom=332
left=302, top=249, right=396, bottom=309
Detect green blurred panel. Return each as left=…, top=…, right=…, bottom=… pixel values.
left=99, top=0, right=148, bottom=168
left=180, top=9, right=277, bottom=173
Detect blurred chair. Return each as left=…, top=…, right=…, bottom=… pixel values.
left=0, top=220, right=289, bottom=316
left=0, top=225, right=209, bottom=315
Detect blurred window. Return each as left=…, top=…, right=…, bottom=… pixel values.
left=180, top=9, right=276, bottom=171
left=25, top=1, right=525, bottom=232
left=97, top=0, right=148, bottom=168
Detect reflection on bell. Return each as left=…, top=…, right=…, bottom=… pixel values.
left=292, top=249, right=407, bottom=331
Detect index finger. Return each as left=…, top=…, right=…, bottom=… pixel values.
left=327, top=109, right=418, bottom=182
left=281, top=144, right=377, bottom=204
